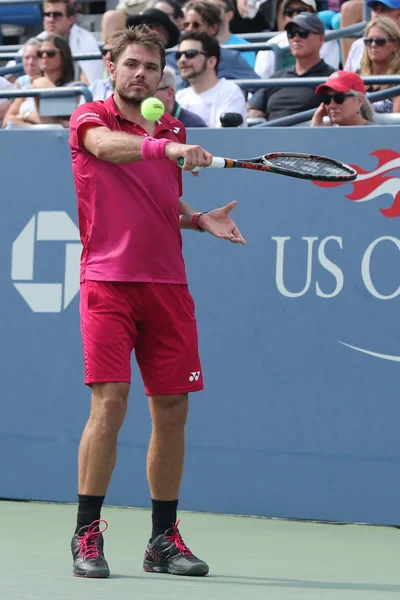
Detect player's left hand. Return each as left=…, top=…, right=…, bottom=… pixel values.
left=199, top=201, right=246, bottom=245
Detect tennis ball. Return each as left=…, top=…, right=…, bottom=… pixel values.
left=141, top=97, right=165, bottom=121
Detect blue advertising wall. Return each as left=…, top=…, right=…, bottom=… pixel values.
left=1, top=126, right=400, bottom=525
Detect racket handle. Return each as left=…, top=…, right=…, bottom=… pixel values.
left=177, top=157, right=226, bottom=171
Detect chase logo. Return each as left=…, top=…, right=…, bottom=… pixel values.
left=11, top=211, right=81, bottom=313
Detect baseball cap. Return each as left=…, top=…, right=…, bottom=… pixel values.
left=367, top=0, right=400, bottom=8
left=285, top=13, right=325, bottom=34
left=282, top=0, right=317, bottom=12
left=316, top=70, right=366, bottom=95
left=126, top=8, right=180, bottom=48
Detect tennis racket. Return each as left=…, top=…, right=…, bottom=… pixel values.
left=178, top=152, right=357, bottom=182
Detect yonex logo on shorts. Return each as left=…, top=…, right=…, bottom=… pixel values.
left=189, top=371, right=200, bottom=382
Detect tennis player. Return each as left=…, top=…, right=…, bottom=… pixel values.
left=68, top=25, right=246, bottom=579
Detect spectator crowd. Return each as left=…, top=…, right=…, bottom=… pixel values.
left=0, top=0, right=400, bottom=128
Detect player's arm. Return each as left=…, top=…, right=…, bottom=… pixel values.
left=179, top=199, right=246, bottom=244
left=179, top=198, right=207, bottom=230
left=81, top=124, right=213, bottom=170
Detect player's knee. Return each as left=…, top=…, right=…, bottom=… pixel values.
left=151, top=395, right=188, bottom=430
left=91, top=382, right=129, bottom=429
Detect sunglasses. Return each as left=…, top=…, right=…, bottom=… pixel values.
left=43, top=11, right=64, bottom=18
left=320, top=92, right=355, bottom=105
left=156, top=86, right=169, bottom=91
left=182, top=20, right=203, bottom=29
left=175, top=49, right=208, bottom=60
left=283, top=7, right=311, bottom=17
left=38, top=48, right=59, bottom=58
left=363, top=36, right=396, bottom=47
left=101, top=47, right=112, bottom=56
left=287, top=28, right=318, bottom=39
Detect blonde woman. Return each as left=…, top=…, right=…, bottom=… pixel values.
left=360, top=15, right=400, bottom=113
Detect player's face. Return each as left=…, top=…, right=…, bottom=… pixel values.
left=177, top=40, right=208, bottom=81
left=110, top=44, right=163, bottom=105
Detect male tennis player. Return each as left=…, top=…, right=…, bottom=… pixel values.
left=68, top=25, right=246, bottom=579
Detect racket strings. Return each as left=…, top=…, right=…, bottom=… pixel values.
left=263, top=155, right=351, bottom=177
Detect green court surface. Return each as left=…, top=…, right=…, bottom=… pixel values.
left=2, top=500, right=399, bottom=600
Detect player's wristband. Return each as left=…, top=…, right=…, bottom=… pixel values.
left=141, top=136, right=169, bottom=161
left=192, top=212, right=208, bottom=232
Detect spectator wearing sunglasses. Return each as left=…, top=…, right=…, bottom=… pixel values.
left=83, top=36, right=114, bottom=103
left=358, top=15, right=400, bottom=113
left=153, top=0, right=184, bottom=29
left=345, top=0, right=400, bottom=72
left=31, top=35, right=76, bottom=126
left=311, top=70, right=375, bottom=125
left=167, top=1, right=259, bottom=90
left=37, top=0, right=103, bottom=84
left=254, top=0, right=339, bottom=80
left=249, top=13, right=334, bottom=121
left=155, top=66, right=207, bottom=126
left=2, top=39, right=41, bottom=128
left=175, top=31, right=248, bottom=127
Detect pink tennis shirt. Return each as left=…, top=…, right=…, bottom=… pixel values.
left=69, top=95, right=187, bottom=284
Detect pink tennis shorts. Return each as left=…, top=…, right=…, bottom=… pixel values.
left=80, top=281, right=203, bottom=395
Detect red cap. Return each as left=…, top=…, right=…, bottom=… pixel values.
left=316, top=71, right=365, bottom=95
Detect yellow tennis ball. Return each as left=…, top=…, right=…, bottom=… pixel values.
left=141, top=97, right=165, bottom=121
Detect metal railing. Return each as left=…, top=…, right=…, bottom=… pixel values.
left=0, top=85, right=93, bottom=103
left=237, top=75, right=400, bottom=90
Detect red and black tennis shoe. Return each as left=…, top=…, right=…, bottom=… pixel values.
left=71, top=520, right=110, bottom=578
left=143, top=520, right=209, bottom=576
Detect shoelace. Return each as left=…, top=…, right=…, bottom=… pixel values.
left=77, top=519, right=108, bottom=559
left=165, top=520, right=193, bottom=556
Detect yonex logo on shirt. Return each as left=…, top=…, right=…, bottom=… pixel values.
left=189, top=371, right=200, bottom=382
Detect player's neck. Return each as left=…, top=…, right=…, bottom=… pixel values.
left=191, top=72, right=219, bottom=94
left=113, top=92, right=156, bottom=133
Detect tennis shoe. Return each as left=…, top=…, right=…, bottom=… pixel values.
left=143, top=520, right=209, bottom=576
left=71, top=520, right=110, bottom=578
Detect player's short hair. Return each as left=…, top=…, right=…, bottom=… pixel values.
left=160, top=65, right=176, bottom=89
left=179, top=30, right=220, bottom=72
left=43, top=0, right=75, bottom=17
left=184, top=0, right=222, bottom=29
left=111, top=25, right=166, bottom=71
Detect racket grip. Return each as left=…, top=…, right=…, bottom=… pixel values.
left=177, top=157, right=225, bottom=171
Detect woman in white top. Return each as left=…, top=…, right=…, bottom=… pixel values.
left=2, top=39, right=41, bottom=128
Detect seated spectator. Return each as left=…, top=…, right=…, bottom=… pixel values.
left=101, top=0, right=151, bottom=40
left=255, top=0, right=339, bottom=80
left=248, top=13, right=335, bottom=120
left=214, top=0, right=256, bottom=67
left=15, top=38, right=41, bottom=88
left=311, top=70, right=375, bottom=125
left=359, top=15, right=400, bottom=112
left=0, top=76, right=15, bottom=123
left=127, top=8, right=181, bottom=48
left=32, top=35, right=76, bottom=127
left=168, top=1, right=259, bottom=89
left=2, top=39, right=41, bottom=127
left=37, top=0, right=103, bottom=84
left=338, top=0, right=364, bottom=66
left=153, top=0, right=184, bottom=29
left=345, top=0, right=400, bottom=72
left=155, top=66, right=208, bottom=126
left=86, top=36, right=114, bottom=102
left=176, top=31, right=248, bottom=126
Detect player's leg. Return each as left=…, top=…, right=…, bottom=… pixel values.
left=137, top=283, right=208, bottom=576
left=71, top=281, right=138, bottom=578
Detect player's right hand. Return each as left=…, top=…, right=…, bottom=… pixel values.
left=165, top=142, right=213, bottom=171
